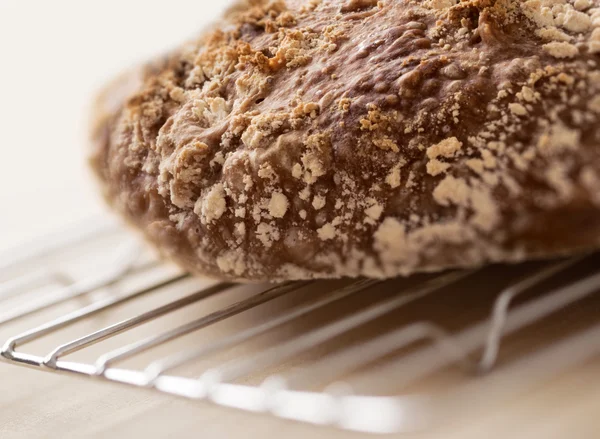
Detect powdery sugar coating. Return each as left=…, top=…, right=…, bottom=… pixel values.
left=91, top=0, right=600, bottom=281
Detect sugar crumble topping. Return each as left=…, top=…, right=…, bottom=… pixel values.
left=91, top=0, right=600, bottom=281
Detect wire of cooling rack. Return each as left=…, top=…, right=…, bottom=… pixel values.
left=0, top=217, right=599, bottom=435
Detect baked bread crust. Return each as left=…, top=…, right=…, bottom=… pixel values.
left=91, top=0, right=600, bottom=281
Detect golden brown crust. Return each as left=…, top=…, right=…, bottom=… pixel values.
left=91, top=0, right=600, bottom=281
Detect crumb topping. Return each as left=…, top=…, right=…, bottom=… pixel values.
left=92, top=0, right=600, bottom=281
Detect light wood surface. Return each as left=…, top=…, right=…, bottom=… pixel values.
left=0, top=247, right=598, bottom=439
left=1, top=313, right=598, bottom=439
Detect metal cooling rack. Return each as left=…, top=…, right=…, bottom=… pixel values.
left=0, top=216, right=599, bottom=435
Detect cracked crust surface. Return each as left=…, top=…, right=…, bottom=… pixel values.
left=91, top=0, right=600, bottom=281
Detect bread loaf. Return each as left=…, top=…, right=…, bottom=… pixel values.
left=91, top=0, right=600, bottom=281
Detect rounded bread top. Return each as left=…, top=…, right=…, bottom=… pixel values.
left=92, top=0, right=600, bottom=280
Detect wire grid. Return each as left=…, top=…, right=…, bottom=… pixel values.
left=0, top=216, right=599, bottom=435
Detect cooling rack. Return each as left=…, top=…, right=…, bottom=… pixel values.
left=0, top=215, right=598, bottom=436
